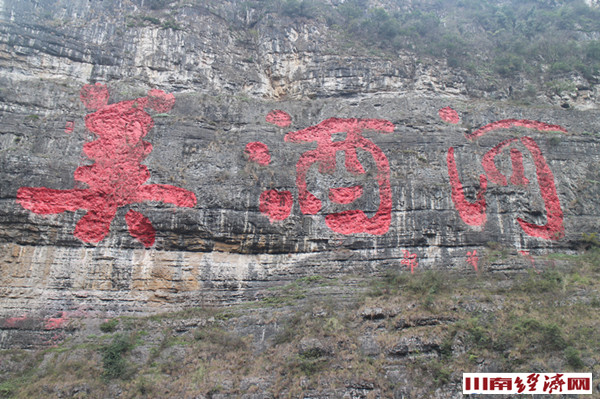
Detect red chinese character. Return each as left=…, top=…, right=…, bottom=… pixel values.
left=245, top=142, right=271, bottom=166
left=64, top=120, right=74, bottom=134
left=527, top=373, right=540, bottom=391
left=568, top=377, right=590, bottom=391
left=445, top=109, right=565, bottom=240
left=515, top=376, right=526, bottom=393
left=285, top=117, right=394, bottom=235
left=259, top=189, right=293, bottom=223
left=2, top=316, right=27, bottom=328
left=543, top=373, right=565, bottom=394
left=44, top=312, right=68, bottom=330
left=519, top=250, right=540, bottom=273
left=467, top=250, right=479, bottom=272
left=439, top=106, right=460, bottom=124
left=266, top=109, right=292, bottom=127
left=17, top=84, right=197, bottom=247
left=401, top=250, right=418, bottom=274
left=490, top=377, right=512, bottom=391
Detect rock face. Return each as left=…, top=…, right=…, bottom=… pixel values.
left=1, top=0, right=600, bottom=339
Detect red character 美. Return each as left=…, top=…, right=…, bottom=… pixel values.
left=17, top=83, right=196, bottom=247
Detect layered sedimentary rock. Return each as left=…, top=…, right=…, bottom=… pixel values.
left=0, top=0, right=599, bottom=337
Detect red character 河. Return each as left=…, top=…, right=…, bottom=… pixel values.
left=445, top=110, right=565, bottom=240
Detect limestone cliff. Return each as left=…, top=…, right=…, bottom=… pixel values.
left=0, top=0, right=599, bottom=336
left=2, top=1, right=600, bottom=398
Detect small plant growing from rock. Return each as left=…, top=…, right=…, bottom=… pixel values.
left=100, top=334, right=134, bottom=379
left=100, top=319, right=119, bottom=333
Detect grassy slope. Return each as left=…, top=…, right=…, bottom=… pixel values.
left=0, top=245, right=598, bottom=398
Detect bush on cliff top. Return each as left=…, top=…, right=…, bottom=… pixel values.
left=241, top=0, right=600, bottom=82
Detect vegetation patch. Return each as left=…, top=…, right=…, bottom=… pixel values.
left=100, top=333, right=135, bottom=379
left=0, top=244, right=598, bottom=397
left=232, top=0, right=600, bottom=84
left=99, top=318, right=119, bottom=333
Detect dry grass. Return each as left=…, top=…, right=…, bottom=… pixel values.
left=0, top=247, right=599, bottom=398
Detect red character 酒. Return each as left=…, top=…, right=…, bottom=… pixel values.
left=284, top=117, right=395, bottom=235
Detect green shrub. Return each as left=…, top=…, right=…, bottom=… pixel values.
left=541, top=323, right=567, bottom=351
left=407, top=270, right=447, bottom=295
left=517, top=270, right=563, bottom=293
left=464, top=319, right=493, bottom=348
left=100, top=334, right=133, bottom=379
left=0, top=380, right=17, bottom=398
left=564, top=346, right=584, bottom=369
left=494, top=54, right=524, bottom=76
left=583, top=247, right=600, bottom=270
left=281, top=0, right=318, bottom=19
left=246, top=0, right=600, bottom=83
left=142, top=16, right=161, bottom=25
left=288, top=354, right=328, bottom=376
left=100, top=319, right=119, bottom=333
left=548, top=135, right=562, bottom=146
left=193, top=327, right=246, bottom=351
left=513, top=318, right=566, bottom=351
left=146, top=0, right=174, bottom=10
left=586, top=41, right=600, bottom=61
left=338, top=0, right=366, bottom=22
left=550, top=61, right=573, bottom=74
left=273, top=312, right=303, bottom=345
left=580, top=233, right=600, bottom=248
left=429, top=360, right=452, bottom=385
left=162, top=19, right=182, bottom=30
left=546, top=80, right=576, bottom=96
